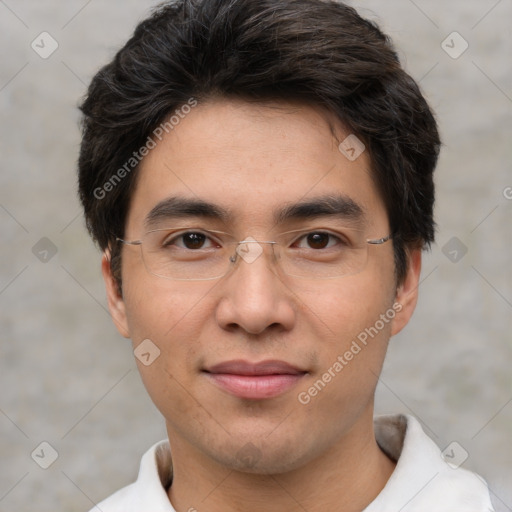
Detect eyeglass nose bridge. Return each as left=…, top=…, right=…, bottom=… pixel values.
left=229, top=238, right=279, bottom=266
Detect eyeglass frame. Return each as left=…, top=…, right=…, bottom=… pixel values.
left=116, top=227, right=392, bottom=281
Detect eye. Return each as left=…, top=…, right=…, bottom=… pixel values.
left=294, top=232, right=344, bottom=250
left=163, top=231, right=217, bottom=250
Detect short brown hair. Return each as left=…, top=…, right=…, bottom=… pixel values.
left=78, top=0, right=441, bottom=290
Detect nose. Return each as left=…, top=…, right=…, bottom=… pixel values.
left=215, top=239, right=296, bottom=335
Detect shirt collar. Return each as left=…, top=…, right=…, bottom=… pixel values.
left=110, top=414, right=492, bottom=512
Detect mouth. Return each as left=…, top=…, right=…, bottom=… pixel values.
left=202, top=359, right=308, bottom=400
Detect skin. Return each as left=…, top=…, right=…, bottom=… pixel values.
left=102, top=98, right=421, bottom=512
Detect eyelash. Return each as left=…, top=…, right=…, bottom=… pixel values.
left=162, top=230, right=347, bottom=250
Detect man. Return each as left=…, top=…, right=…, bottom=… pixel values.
left=78, top=0, right=494, bottom=510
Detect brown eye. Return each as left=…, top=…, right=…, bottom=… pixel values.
left=297, top=231, right=340, bottom=250
left=181, top=232, right=207, bottom=249
left=306, top=233, right=330, bottom=249
left=162, top=231, right=215, bottom=250
left=293, top=231, right=346, bottom=251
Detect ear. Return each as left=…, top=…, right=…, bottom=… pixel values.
left=101, top=250, right=130, bottom=338
left=391, top=248, right=422, bottom=336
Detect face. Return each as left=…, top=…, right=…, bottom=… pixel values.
left=103, top=99, right=420, bottom=474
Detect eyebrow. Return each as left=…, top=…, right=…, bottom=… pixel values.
left=144, top=194, right=365, bottom=230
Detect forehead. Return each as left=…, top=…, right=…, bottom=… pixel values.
left=126, top=99, right=388, bottom=233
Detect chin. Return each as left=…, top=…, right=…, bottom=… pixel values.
left=210, top=435, right=316, bottom=475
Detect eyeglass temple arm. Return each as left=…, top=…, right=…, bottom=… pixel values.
left=116, top=237, right=142, bottom=246
left=367, top=234, right=392, bottom=245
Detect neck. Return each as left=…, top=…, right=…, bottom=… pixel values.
left=166, top=409, right=396, bottom=512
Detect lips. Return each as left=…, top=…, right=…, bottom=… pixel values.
left=203, top=359, right=307, bottom=400
left=206, top=359, right=305, bottom=376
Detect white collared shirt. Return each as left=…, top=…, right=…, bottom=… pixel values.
left=90, top=414, right=494, bottom=511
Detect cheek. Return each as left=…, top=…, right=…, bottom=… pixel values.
left=121, top=272, right=218, bottom=369
left=296, top=295, right=394, bottom=437
left=122, top=280, right=210, bottom=423
left=292, top=270, right=394, bottom=340
left=122, top=265, right=213, bottom=340
left=294, top=273, right=396, bottom=399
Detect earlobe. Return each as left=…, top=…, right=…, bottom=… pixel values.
left=101, top=250, right=130, bottom=338
left=391, top=248, right=422, bottom=336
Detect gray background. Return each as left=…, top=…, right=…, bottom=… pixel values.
left=0, top=0, right=511, bottom=510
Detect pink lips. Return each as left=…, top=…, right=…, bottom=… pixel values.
left=203, top=359, right=307, bottom=400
